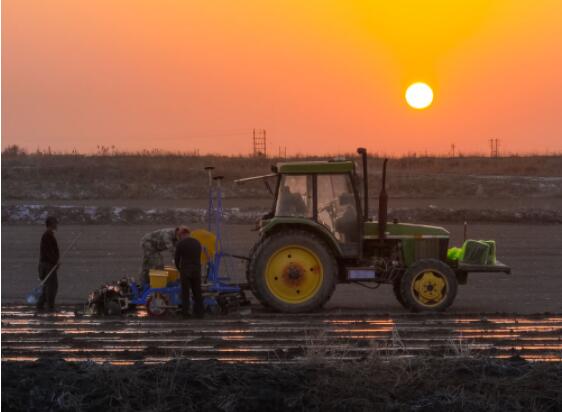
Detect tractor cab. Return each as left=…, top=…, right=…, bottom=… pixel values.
left=271, top=160, right=361, bottom=256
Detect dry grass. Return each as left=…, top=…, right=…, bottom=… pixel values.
left=302, top=329, right=355, bottom=363
left=4, top=148, right=562, bottom=177
left=447, top=334, right=476, bottom=357
left=3, top=150, right=562, bottom=200
left=3, top=357, right=561, bottom=411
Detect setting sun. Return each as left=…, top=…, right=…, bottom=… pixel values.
left=405, top=82, right=434, bottom=110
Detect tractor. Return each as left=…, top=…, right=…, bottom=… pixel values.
left=236, top=148, right=510, bottom=313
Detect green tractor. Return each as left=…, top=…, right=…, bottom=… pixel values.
left=236, top=148, right=510, bottom=313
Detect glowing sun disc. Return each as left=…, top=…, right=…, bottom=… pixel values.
left=405, top=82, right=433, bottom=109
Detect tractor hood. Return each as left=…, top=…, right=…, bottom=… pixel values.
left=363, top=221, right=449, bottom=239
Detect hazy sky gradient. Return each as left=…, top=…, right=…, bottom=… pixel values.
left=2, top=1, right=562, bottom=155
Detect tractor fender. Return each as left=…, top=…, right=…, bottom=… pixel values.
left=259, top=219, right=343, bottom=259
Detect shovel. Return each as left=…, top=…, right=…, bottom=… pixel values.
left=26, top=233, right=81, bottom=305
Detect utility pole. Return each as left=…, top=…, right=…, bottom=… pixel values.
left=450, top=143, right=456, bottom=158
left=252, top=129, right=267, bottom=157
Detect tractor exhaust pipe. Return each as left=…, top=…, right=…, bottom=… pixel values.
left=378, top=159, right=388, bottom=239
left=356, top=148, right=369, bottom=221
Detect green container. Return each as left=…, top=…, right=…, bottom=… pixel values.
left=484, top=240, right=496, bottom=265
left=461, top=240, right=490, bottom=265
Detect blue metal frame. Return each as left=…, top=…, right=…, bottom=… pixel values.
left=129, top=282, right=182, bottom=306
left=129, top=171, right=241, bottom=311
left=205, top=176, right=241, bottom=294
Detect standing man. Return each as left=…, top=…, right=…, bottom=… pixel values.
left=139, top=227, right=184, bottom=285
left=37, top=216, right=60, bottom=312
left=174, top=228, right=204, bottom=319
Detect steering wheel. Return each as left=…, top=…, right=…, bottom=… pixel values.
left=318, top=200, right=338, bottom=222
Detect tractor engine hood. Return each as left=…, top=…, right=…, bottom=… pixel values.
left=363, top=221, right=450, bottom=240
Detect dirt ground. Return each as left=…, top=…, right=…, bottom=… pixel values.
left=4, top=196, right=562, bottom=210
left=3, top=357, right=562, bottom=412
left=2, top=221, right=561, bottom=313
left=3, top=307, right=561, bottom=363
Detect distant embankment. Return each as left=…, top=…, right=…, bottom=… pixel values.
left=2, top=154, right=562, bottom=200
left=3, top=204, right=561, bottom=225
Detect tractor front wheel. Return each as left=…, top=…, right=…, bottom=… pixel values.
left=248, top=230, right=337, bottom=313
left=400, top=259, right=458, bottom=312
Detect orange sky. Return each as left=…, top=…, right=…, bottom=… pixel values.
left=2, top=1, right=562, bottom=155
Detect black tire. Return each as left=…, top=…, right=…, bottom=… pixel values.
left=246, top=236, right=272, bottom=309
left=248, top=230, right=337, bottom=313
left=206, top=301, right=222, bottom=316
left=146, top=292, right=169, bottom=317
left=400, top=259, right=458, bottom=313
left=104, top=298, right=122, bottom=316
left=392, top=277, right=410, bottom=310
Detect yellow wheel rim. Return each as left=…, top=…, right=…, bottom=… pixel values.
left=411, top=270, right=448, bottom=307
left=265, top=245, right=324, bottom=304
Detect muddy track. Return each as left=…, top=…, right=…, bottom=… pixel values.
left=2, top=305, right=561, bottom=364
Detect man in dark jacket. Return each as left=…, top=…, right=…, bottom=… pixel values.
left=37, top=216, right=60, bottom=312
left=174, top=228, right=204, bottom=318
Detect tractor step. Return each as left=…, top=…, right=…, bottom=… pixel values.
left=455, top=260, right=511, bottom=274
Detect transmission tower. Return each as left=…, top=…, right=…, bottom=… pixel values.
left=253, top=129, right=267, bottom=157
left=489, top=138, right=500, bottom=158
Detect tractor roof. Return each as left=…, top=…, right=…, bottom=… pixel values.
left=277, top=160, right=354, bottom=174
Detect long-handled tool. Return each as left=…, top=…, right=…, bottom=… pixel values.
left=26, top=233, right=81, bottom=305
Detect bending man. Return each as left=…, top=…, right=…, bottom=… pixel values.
left=139, top=227, right=184, bottom=285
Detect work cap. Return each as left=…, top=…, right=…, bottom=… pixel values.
left=177, top=226, right=190, bottom=236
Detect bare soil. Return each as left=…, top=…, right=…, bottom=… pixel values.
left=3, top=307, right=561, bottom=363
left=2, top=222, right=562, bottom=313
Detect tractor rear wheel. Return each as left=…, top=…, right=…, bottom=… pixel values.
left=400, top=259, right=458, bottom=312
left=392, top=278, right=410, bottom=310
left=248, top=230, right=337, bottom=313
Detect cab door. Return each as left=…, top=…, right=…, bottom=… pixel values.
left=316, top=174, right=360, bottom=256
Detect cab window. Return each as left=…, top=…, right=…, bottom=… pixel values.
left=275, top=175, right=313, bottom=217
